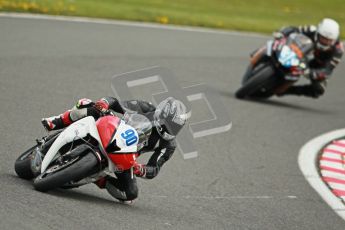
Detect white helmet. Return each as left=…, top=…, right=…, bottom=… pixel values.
left=316, top=18, right=340, bottom=50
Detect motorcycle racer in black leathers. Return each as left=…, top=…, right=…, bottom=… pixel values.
left=41, top=97, right=189, bottom=203
left=275, top=18, right=344, bottom=98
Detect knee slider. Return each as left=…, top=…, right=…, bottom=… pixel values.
left=125, top=185, right=138, bottom=200
left=313, top=84, right=325, bottom=96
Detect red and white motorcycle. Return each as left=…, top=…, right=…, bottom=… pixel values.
left=14, top=112, right=152, bottom=192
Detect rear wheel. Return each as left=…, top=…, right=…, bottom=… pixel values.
left=235, top=65, right=276, bottom=99
left=33, top=152, right=99, bottom=192
left=14, top=145, right=37, bottom=180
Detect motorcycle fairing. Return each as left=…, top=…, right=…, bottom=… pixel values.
left=40, top=116, right=104, bottom=173
left=278, top=45, right=300, bottom=68
left=96, top=116, right=139, bottom=153
left=111, top=120, right=139, bottom=153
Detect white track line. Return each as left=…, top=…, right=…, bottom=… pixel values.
left=0, top=12, right=267, bottom=38
left=298, top=129, right=345, bottom=221
left=145, top=195, right=297, bottom=200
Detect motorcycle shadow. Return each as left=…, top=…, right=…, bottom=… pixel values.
left=248, top=98, right=333, bottom=114
left=48, top=188, right=119, bottom=205
left=6, top=173, right=130, bottom=207
left=224, top=90, right=334, bottom=115
left=48, top=189, right=148, bottom=211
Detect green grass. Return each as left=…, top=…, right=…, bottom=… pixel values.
left=1, top=0, right=345, bottom=38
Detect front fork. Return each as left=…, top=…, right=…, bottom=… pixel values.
left=30, top=132, right=61, bottom=176
left=242, top=46, right=268, bottom=85
left=250, top=46, right=267, bottom=66
left=31, top=147, right=43, bottom=176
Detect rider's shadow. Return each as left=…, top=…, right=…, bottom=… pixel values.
left=42, top=188, right=155, bottom=213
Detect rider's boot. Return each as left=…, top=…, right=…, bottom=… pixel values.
left=41, top=110, right=73, bottom=131
left=278, top=83, right=324, bottom=98
left=278, top=85, right=307, bottom=96
left=95, top=176, right=136, bottom=204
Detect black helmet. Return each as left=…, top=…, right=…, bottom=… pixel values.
left=153, top=97, right=189, bottom=141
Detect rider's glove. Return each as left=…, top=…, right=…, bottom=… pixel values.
left=310, top=70, right=326, bottom=81
left=94, top=99, right=109, bottom=114
left=303, top=68, right=311, bottom=76
left=133, top=164, right=146, bottom=177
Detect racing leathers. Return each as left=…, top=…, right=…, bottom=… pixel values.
left=277, top=25, right=344, bottom=98
left=42, top=97, right=176, bottom=202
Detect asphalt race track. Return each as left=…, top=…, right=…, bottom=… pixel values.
left=1, top=15, right=345, bottom=230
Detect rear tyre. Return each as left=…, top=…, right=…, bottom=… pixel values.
left=235, top=65, right=275, bottom=99
left=33, top=152, right=99, bottom=192
left=14, top=145, right=37, bottom=180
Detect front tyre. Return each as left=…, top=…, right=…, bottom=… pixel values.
left=33, top=152, right=99, bottom=192
left=242, top=62, right=268, bottom=85
left=14, top=145, right=38, bottom=180
left=235, top=65, right=275, bottom=99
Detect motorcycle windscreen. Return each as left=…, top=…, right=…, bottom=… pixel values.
left=278, top=45, right=300, bottom=68
left=278, top=34, right=314, bottom=68
left=288, top=33, right=313, bottom=55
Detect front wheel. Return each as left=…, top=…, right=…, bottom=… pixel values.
left=33, top=152, right=99, bottom=192
left=242, top=62, right=268, bottom=85
left=235, top=65, right=276, bottom=99
left=14, top=145, right=38, bottom=180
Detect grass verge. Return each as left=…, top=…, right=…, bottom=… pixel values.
left=1, top=0, right=345, bottom=38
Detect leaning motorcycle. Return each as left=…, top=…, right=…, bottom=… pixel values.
left=235, top=33, right=314, bottom=99
left=14, top=112, right=151, bottom=192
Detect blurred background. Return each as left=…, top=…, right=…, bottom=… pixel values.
left=1, top=0, right=344, bottom=37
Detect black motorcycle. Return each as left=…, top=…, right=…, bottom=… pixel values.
left=235, top=33, right=314, bottom=99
